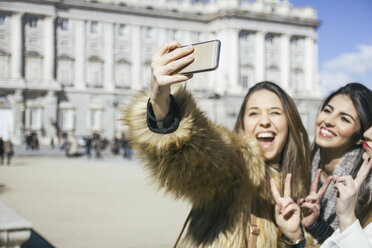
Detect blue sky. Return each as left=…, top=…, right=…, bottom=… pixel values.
left=290, top=0, right=372, bottom=94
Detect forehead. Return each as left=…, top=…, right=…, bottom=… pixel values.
left=327, top=94, right=359, bottom=118
left=246, top=89, right=283, bottom=109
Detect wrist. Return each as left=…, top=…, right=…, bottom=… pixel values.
left=339, top=214, right=357, bottom=233
left=285, top=228, right=303, bottom=242
left=282, top=227, right=305, bottom=245
left=150, top=96, right=171, bottom=121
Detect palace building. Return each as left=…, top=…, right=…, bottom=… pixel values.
left=0, top=0, right=321, bottom=144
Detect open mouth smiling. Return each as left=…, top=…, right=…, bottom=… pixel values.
left=256, top=132, right=276, bottom=149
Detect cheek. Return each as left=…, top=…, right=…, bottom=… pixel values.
left=338, top=124, right=358, bottom=138
left=243, top=117, right=256, bottom=135
left=315, top=114, right=324, bottom=127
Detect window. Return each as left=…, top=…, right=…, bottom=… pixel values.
left=145, top=27, right=153, bottom=40
left=115, top=62, right=131, bottom=88
left=0, top=55, right=9, bottom=79
left=267, top=66, right=279, bottom=83
left=87, top=61, right=103, bottom=88
left=240, top=66, right=254, bottom=90
left=118, top=24, right=127, bottom=36
left=26, top=107, right=43, bottom=130
left=90, top=21, right=98, bottom=33
left=58, top=60, right=74, bottom=86
left=30, top=17, right=38, bottom=28
left=265, top=34, right=278, bottom=45
left=58, top=18, right=69, bottom=31
left=291, top=68, right=303, bottom=93
left=88, top=109, right=102, bottom=131
left=26, top=57, right=42, bottom=81
left=60, top=108, right=75, bottom=131
left=239, top=31, right=254, bottom=43
left=0, top=13, right=6, bottom=25
left=168, top=29, right=179, bottom=41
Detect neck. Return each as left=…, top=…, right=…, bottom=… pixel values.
left=319, top=146, right=354, bottom=176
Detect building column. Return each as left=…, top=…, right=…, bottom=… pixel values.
left=216, top=27, right=239, bottom=95
left=10, top=12, right=23, bottom=80
left=255, top=31, right=265, bottom=82
left=304, top=36, right=315, bottom=92
left=13, top=90, right=24, bottom=144
left=104, top=22, right=114, bottom=91
left=280, top=33, right=290, bottom=90
left=131, top=25, right=142, bottom=90
left=43, top=15, right=55, bottom=82
left=74, top=19, right=86, bottom=89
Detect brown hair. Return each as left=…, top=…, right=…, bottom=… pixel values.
left=234, top=81, right=311, bottom=201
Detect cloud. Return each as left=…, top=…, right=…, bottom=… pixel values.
left=320, top=43, right=372, bottom=95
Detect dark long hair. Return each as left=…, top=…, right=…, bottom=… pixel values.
left=311, top=83, right=372, bottom=225
left=234, top=81, right=311, bottom=201
left=311, top=83, right=372, bottom=176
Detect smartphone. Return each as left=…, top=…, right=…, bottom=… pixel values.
left=179, top=39, right=221, bottom=74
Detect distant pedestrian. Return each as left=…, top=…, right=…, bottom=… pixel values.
left=92, top=133, right=102, bottom=159
left=0, top=137, right=4, bottom=165
left=110, top=137, right=120, bottom=155
left=121, top=133, right=131, bottom=159
left=50, top=137, right=55, bottom=149
left=85, top=135, right=92, bottom=159
left=3, top=140, right=14, bottom=165
left=69, top=135, right=78, bottom=158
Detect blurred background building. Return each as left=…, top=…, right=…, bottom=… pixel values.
left=0, top=0, right=321, bottom=144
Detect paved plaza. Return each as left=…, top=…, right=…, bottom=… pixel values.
left=0, top=150, right=189, bottom=248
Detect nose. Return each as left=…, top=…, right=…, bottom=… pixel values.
left=364, top=127, right=372, bottom=141
left=324, top=114, right=336, bottom=127
left=259, top=113, right=271, bottom=128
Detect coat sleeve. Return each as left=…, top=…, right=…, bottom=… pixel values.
left=122, top=86, right=266, bottom=206
left=320, top=220, right=372, bottom=248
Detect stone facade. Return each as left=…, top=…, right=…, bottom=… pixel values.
left=0, top=0, right=322, bottom=144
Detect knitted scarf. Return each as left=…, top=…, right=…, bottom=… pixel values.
left=311, top=147, right=362, bottom=229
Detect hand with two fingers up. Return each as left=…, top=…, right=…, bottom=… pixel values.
left=270, top=174, right=304, bottom=244
left=333, top=158, right=372, bottom=232
left=299, top=168, right=333, bottom=228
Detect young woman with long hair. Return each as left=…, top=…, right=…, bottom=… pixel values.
left=272, top=83, right=372, bottom=246
left=123, top=41, right=316, bottom=247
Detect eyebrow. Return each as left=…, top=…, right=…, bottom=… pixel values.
left=325, top=104, right=357, bottom=122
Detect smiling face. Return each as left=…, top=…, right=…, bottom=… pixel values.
left=363, top=126, right=372, bottom=160
left=315, top=94, right=361, bottom=154
left=243, top=89, right=288, bottom=163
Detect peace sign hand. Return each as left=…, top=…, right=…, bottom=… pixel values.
left=334, top=158, right=372, bottom=232
left=270, top=174, right=303, bottom=241
left=299, top=169, right=333, bottom=228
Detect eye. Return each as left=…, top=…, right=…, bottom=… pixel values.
left=248, top=112, right=258, bottom=117
left=270, top=111, right=281, bottom=115
left=322, top=107, right=331, bottom=113
left=341, top=116, right=351, bottom=123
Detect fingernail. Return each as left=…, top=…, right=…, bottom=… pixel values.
left=187, top=55, right=194, bottom=60
left=185, top=45, right=193, bottom=51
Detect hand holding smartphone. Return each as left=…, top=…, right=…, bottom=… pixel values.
left=178, top=40, right=221, bottom=74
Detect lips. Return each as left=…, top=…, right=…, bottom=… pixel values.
left=363, top=141, right=371, bottom=150
left=319, top=127, right=336, bottom=138
left=256, top=131, right=276, bottom=149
